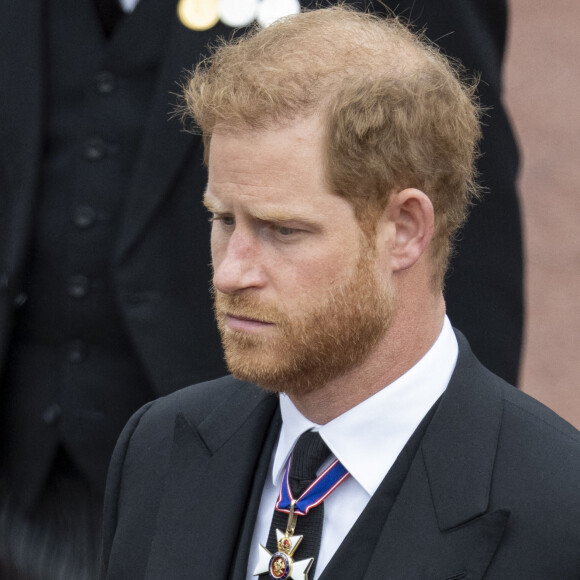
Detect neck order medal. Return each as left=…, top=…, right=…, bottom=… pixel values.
left=253, top=501, right=313, bottom=580
left=254, top=455, right=350, bottom=579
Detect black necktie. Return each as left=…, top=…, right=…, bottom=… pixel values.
left=93, top=0, right=125, bottom=37
left=261, top=430, right=331, bottom=579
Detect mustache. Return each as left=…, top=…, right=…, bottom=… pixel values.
left=214, top=291, right=288, bottom=325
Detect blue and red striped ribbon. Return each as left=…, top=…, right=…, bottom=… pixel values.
left=275, top=454, right=350, bottom=516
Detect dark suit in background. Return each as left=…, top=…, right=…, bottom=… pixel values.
left=0, top=0, right=229, bottom=576
left=102, top=333, right=580, bottom=579
left=0, top=0, right=521, bottom=577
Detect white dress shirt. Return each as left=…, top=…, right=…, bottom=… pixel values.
left=246, top=316, right=458, bottom=579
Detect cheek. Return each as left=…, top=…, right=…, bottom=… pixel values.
left=278, top=251, right=358, bottom=298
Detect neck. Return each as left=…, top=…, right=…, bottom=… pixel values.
left=287, top=293, right=446, bottom=424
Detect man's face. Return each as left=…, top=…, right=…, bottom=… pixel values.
left=205, top=118, right=396, bottom=396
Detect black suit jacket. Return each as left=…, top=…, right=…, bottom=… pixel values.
left=0, top=0, right=521, bottom=498
left=102, top=333, right=580, bottom=579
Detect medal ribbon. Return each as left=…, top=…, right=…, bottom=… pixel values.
left=275, top=454, right=350, bottom=516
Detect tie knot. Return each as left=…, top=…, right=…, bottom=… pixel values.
left=289, top=431, right=330, bottom=496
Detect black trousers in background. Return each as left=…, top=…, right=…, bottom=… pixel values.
left=0, top=451, right=102, bottom=580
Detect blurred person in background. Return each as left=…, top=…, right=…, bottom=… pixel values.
left=0, top=0, right=522, bottom=578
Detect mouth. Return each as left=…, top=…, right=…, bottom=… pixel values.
left=225, top=313, right=275, bottom=333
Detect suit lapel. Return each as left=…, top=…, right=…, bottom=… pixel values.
left=230, top=407, right=283, bottom=580
left=145, top=383, right=279, bottom=580
left=0, top=0, right=44, bottom=270
left=360, top=333, right=510, bottom=579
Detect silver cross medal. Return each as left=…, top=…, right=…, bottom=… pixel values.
left=253, top=500, right=314, bottom=580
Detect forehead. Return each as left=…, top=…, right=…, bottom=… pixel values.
left=207, top=118, right=323, bottom=188
left=205, top=118, right=356, bottom=222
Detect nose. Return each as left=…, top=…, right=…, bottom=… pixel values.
left=212, top=229, right=266, bottom=294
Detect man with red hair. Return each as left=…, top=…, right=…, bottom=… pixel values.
left=102, top=8, right=579, bottom=580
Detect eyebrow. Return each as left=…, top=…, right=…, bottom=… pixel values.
left=202, top=191, right=220, bottom=212
left=203, top=191, right=321, bottom=229
left=250, top=206, right=320, bottom=228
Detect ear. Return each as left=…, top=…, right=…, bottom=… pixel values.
left=376, top=188, right=435, bottom=272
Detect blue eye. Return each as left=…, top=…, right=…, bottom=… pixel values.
left=209, top=214, right=235, bottom=227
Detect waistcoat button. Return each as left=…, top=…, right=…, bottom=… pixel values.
left=73, top=206, right=97, bottom=229
left=13, top=292, right=28, bottom=308
left=67, top=275, right=90, bottom=298
left=66, top=340, right=88, bottom=363
left=84, top=138, right=106, bottom=161
left=95, top=70, right=116, bottom=95
left=42, top=403, right=62, bottom=426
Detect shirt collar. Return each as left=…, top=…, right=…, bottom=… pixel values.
left=272, top=316, right=458, bottom=496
